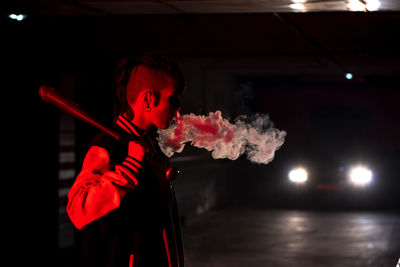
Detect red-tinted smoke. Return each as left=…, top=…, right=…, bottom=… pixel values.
left=158, top=111, right=286, bottom=164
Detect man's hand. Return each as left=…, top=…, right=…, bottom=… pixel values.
left=128, top=140, right=149, bottom=162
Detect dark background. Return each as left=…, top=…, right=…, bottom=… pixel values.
left=3, top=2, right=400, bottom=266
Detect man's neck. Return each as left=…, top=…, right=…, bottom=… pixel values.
left=131, top=114, right=151, bottom=133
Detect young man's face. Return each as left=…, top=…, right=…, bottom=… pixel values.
left=148, top=72, right=181, bottom=130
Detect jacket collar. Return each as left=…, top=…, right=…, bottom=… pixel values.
left=115, top=114, right=144, bottom=137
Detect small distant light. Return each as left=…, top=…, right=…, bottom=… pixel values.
left=289, top=168, right=308, bottom=183
left=290, top=3, right=306, bottom=11
left=345, top=73, right=353, bottom=80
left=347, top=0, right=366, bottom=11
left=366, top=0, right=381, bottom=11
left=347, top=0, right=381, bottom=11
left=9, top=14, right=26, bottom=21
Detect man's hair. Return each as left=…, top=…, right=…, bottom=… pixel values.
left=114, top=53, right=186, bottom=121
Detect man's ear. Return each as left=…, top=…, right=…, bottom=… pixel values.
left=143, top=90, right=160, bottom=109
left=143, top=90, right=153, bottom=111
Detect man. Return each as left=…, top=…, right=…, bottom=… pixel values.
left=67, top=53, right=185, bottom=267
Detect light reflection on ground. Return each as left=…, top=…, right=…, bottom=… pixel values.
left=183, top=208, right=400, bottom=267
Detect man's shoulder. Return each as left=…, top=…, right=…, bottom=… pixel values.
left=88, top=130, right=128, bottom=165
left=89, top=132, right=115, bottom=148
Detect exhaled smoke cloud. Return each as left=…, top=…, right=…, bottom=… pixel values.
left=157, top=111, right=286, bottom=164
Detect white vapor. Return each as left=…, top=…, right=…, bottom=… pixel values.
left=157, top=111, right=286, bottom=164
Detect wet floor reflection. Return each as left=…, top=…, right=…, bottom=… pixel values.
left=183, top=208, right=400, bottom=267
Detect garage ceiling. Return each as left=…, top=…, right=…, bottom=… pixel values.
left=5, top=1, right=400, bottom=77
left=6, top=0, right=400, bottom=16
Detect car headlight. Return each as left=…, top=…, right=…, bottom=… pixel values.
left=349, top=166, right=373, bottom=186
left=289, top=167, right=308, bottom=183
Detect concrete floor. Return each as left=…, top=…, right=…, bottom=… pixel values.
left=182, top=207, right=400, bottom=267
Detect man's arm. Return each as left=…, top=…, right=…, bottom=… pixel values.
left=67, top=144, right=143, bottom=230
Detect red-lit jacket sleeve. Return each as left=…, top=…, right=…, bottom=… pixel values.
left=67, top=146, right=143, bottom=230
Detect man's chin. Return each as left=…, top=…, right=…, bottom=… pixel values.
left=157, top=122, right=169, bottom=130
left=156, top=118, right=174, bottom=130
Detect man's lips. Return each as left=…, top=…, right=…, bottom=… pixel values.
left=167, top=110, right=181, bottom=126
